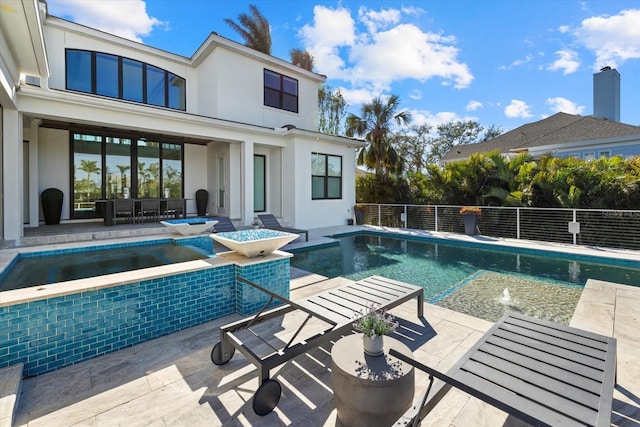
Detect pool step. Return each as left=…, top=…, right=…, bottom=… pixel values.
left=429, top=270, right=488, bottom=303
left=0, top=363, right=23, bottom=427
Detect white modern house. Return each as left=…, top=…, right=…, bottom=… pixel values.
left=0, top=1, right=364, bottom=242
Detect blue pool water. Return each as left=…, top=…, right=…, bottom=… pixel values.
left=290, top=233, right=640, bottom=302
left=0, top=240, right=211, bottom=291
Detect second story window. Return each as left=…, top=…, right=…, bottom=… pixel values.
left=264, top=69, right=298, bottom=113
left=65, top=49, right=186, bottom=111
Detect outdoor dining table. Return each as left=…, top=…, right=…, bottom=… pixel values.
left=98, top=198, right=187, bottom=226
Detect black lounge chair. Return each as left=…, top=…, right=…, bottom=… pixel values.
left=211, top=216, right=237, bottom=233
left=390, top=312, right=617, bottom=427
left=211, top=275, right=424, bottom=416
left=257, top=214, right=308, bottom=241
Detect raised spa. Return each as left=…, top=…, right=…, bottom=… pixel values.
left=211, top=229, right=298, bottom=257
left=160, top=217, right=218, bottom=235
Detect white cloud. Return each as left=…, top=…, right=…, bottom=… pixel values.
left=466, top=100, right=483, bottom=111
left=299, top=6, right=357, bottom=80
left=47, top=0, right=164, bottom=43
left=410, top=110, right=463, bottom=128
left=558, top=25, right=571, bottom=34
left=574, top=9, right=640, bottom=69
left=547, top=49, right=580, bottom=74
left=299, top=5, right=473, bottom=93
left=546, top=97, right=585, bottom=115
left=358, top=6, right=401, bottom=33
left=504, top=100, right=532, bottom=118
left=499, top=54, right=534, bottom=70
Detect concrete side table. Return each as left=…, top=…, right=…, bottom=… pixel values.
left=331, top=334, right=415, bottom=427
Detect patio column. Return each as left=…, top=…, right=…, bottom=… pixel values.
left=3, top=108, right=23, bottom=240
left=241, top=140, right=254, bottom=226
left=27, top=119, right=42, bottom=228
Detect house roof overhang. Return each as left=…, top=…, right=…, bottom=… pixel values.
left=0, top=0, right=49, bottom=107
left=0, top=0, right=49, bottom=78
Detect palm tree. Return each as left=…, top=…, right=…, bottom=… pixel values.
left=78, top=159, right=100, bottom=200
left=117, top=164, right=130, bottom=196
left=290, top=48, right=314, bottom=71
left=345, top=95, right=412, bottom=177
left=224, top=4, right=271, bottom=55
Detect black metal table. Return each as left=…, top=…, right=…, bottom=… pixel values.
left=392, top=312, right=617, bottom=427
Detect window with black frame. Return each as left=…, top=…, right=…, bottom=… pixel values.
left=65, top=49, right=186, bottom=111
left=71, top=132, right=184, bottom=219
left=311, top=153, right=342, bottom=200
left=264, top=69, right=298, bottom=113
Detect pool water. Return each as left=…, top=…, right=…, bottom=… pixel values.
left=290, top=233, right=640, bottom=323
left=0, top=242, right=209, bottom=291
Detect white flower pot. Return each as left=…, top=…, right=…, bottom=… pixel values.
left=362, top=334, right=384, bottom=356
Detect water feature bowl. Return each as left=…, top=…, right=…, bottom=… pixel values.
left=161, top=218, right=218, bottom=236
left=211, top=229, right=298, bottom=257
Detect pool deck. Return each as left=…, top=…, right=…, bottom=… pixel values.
left=3, top=223, right=640, bottom=426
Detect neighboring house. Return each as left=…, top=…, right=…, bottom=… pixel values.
left=442, top=67, right=640, bottom=164
left=0, top=1, right=365, bottom=241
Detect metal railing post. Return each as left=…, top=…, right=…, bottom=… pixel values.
left=435, top=206, right=438, bottom=232
left=403, top=205, right=407, bottom=228
left=516, top=208, right=520, bottom=240
left=378, top=204, right=381, bottom=226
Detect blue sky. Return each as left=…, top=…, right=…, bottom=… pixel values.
left=47, top=1, right=640, bottom=132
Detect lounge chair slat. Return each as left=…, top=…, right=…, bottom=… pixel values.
left=315, top=290, right=386, bottom=312
left=300, top=296, right=362, bottom=322
left=502, top=317, right=610, bottom=353
left=485, top=335, right=605, bottom=381
left=469, top=351, right=601, bottom=408
left=477, top=341, right=603, bottom=395
left=491, top=328, right=608, bottom=371
left=505, top=313, right=612, bottom=347
left=454, top=361, right=596, bottom=425
left=454, top=370, right=591, bottom=427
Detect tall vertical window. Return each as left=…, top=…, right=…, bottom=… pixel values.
left=66, top=50, right=92, bottom=93
left=105, top=137, right=132, bottom=199
left=146, top=65, right=166, bottom=107
left=122, top=58, right=143, bottom=102
left=137, top=140, right=160, bottom=198
left=168, top=73, right=186, bottom=110
left=311, top=153, right=342, bottom=200
left=96, top=53, right=119, bottom=98
left=65, top=49, right=186, bottom=110
left=162, top=143, right=182, bottom=198
left=264, top=69, right=298, bottom=113
left=254, top=155, right=266, bottom=212
left=73, top=134, right=103, bottom=218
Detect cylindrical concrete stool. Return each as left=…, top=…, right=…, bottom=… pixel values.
left=331, top=334, right=415, bottom=427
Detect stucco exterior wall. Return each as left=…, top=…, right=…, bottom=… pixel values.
left=183, top=144, right=209, bottom=215
left=38, top=127, right=70, bottom=221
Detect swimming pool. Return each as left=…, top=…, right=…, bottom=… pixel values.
left=290, top=232, right=640, bottom=323
left=0, top=239, right=211, bottom=291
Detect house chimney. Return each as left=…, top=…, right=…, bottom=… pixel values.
left=593, top=66, right=620, bottom=122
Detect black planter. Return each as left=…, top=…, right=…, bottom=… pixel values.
left=347, top=218, right=354, bottom=225
left=41, top=188, right=63, bottom=225
left=354, top=209, right=365, bottom=225
left=195, top=189, right=208, bottom=216
left=463, top=214, right=478, bottom=235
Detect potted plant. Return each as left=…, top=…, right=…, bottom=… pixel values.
left=354, top=204, right=366, bottom=225
left=353, top=304, right=398, bottom=356
left=460, top=206, right=481, bottom=235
